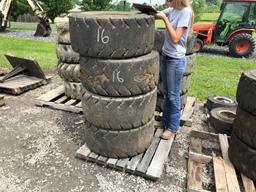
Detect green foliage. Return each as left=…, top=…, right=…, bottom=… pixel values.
left=111, top=0, right=132, bottom=11
left=191, top=0, right=205, bottom=22
left=11, top=0, right=33, bottom=21
left=80, top=0, right=112, bottom=11
left=204, top=4, right=220, bottom=13
left=40, top=0, right=74, bottom=22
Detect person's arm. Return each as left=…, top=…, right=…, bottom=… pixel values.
left=155, top=11, right=185, bottom=44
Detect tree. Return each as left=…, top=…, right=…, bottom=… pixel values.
left=191, top=0, right=205, bottom=22
left=80, top=0, right=112, bottom=11
left=11, top=0, right=32, bottom=21
left=112, top=0, right=132, bottom=11
left=40, top=0, right=74, bottom=22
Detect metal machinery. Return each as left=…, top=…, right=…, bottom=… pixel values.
left=193, top=0, right=256, bottom=57
left=0, top=0, right=51, bottom=36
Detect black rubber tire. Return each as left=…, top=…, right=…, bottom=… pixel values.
left=55, top=17, right=70, bottom=44
left=233, top=107, right=256, bottom=149
left=81, top=87, right=157, bottom=130
left=156, top=92, right=188, bottom=112
left=206, top=95, right=237, bottom=111
left=154, top=28, right=197, bottom=55
left=184, top=54, right=196, bottom=76
left=57, top=62, right=80, bottom=83
left=228, top=133, right=256, bottom=181
left=208, top=107, right=236, bottom=135
left=228, top=33, right=255, bottom=58
left=236, top=69, right=256, bottom=115
left=195, top=38, right=204, bottom=53
left=64, top=81, right=82, bottom=100
left=84, top=117, right=155, bottom=158
left=56, top=44, right=80, bottom=64
left=80, top=51, right=159, bottom=97
left=181, top=75, right=192, bottom=95
left=69, top=12, right=155, bottom=59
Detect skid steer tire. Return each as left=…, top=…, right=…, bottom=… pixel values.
left=69, top=12, right=155, bottom=59
left=184, top=54, right=196, bottom=76
left=208, top=107, right=236, bottom=135
left=84, top=117, right=155, bottom=158
left=64, top=81, right=82, bottom=99
left=80, top=51, right=159, bottom=97
left=57, top=62, right=80, bottom=82
left=206, top=95, right=237, bottom=111
left=56, top=44, right=80, bottom=64
left=228, top=33, right=255, bottom=58
left=236, top=69, right=256, bottom=115
left=154, top=28, right=197, bottom=55
left=81, top=88, right=157, bottom=130
left=55, top=19, right=71, bottom=44
left=234, top=107, right=256, bottom=149
left=228, top=133, right=256, bottom=181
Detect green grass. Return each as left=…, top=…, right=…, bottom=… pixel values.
left=9, top=22, right=56, bottom=32
left=190, top=56, right=256, bottom=101
left=199, top=12, right=219, bottom=22
left=0, top=36, right=57, bottom=70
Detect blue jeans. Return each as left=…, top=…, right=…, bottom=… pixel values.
left=160, top=55, right=186, bottom=133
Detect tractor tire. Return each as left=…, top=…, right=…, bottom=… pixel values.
left=195, top=38, right=204, bottom=53
left=228, top=33, right=255, bottom=58
left=69, top=12, right=155, bottom=59
left=81, top=88, right=157, bottom=130
left=57, top=62, right=80, bottom=83
left=184, top=54, right=196, bottom=76
left=228, top=133, right=256, bottom=181
left=236, top=69, right=256, bottom=115
left=181, top=75, right=192, bottom=95
left=55, top=17, right=70, bottom=44
left=208, top=107, right=236, bottom=135
left=234, top=107, right=256, bottom=149
left=206, top=95, right=237, bottom=111
left=56, top=44, right=80, bottom=64
left=84, top=117, right=155, bottom=158
left=154, top=28, right=197, bottom=55
left=64, top=81, right=82, bottom=100
left=80, top=51, right=159, bottom=97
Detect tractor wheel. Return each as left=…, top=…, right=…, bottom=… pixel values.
left=64, top=81, right=82, bottom=100
left=228, top=33, right=255, bottom=58
left=195, top=38, right=204, bottom=53
left=57, top=62, right=80, bottom=83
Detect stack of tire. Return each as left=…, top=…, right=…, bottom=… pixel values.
left=55, top=17, right=81, bottom=99
left=69, top=12, right=160, bottom=158
left=229, top=69, right=256, bottom=181
left=206, top=95, right=237, bottom=135
left=154, top=29, right=197, bottom=112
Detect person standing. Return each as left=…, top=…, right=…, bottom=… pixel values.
left=155, top=0, right=193, bottom=140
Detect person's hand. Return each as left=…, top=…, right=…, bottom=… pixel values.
left=154, top=11, right=166, bottom=20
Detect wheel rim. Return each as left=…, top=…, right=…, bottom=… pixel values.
left=235, top=40, right=250, bottom=54
left=195, top=42, right=201, bottom=52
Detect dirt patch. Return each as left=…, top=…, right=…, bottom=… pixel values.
left=0, top=76, right=213, bottom=192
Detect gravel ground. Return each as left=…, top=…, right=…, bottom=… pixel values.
left=0, top=76, right=214, bottom=192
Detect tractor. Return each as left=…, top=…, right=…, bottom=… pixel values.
left=193, top=0, right=256, bottom=58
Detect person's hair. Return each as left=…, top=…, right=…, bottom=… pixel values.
left=174, top=0, right=194, bottom=34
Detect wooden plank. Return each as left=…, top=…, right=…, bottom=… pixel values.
left=146, top=132, right=175, bottom=180
left=241, top=174, right=256, bottom=192
left=0, top=95, right=5, bottom=107
left=75, top=144, right=91, bottom=161
left=126, top=153, right=143, bottom=173
left=191, top=130, right=219, bottom=142
left=189, top=151, right=212, bottom=164
left=65, top=99, right=77, bottom=106
left=187, top=188, right=211, bottom=192
left=55, top=95, right=68, bottom=104
left=88, top=152, right=99, bottom=162
left=181, top=96, right=196, bottom=126
left=115, top=158, right=130, bottom=171
left=36, top=85, right=64, bottom=101
left=136, top=129, right=162, bottom=175
left=106, top=158, right=118, bottom=168
left=76, top=101, right=82, bottom=107
left=219, top=134, right=241, bottom=192
left=213, top=157, right=228, bottom=192
left=97, top=156, right=108, bottom=166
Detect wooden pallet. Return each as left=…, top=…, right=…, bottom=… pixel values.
left=181, top=96, right=196, bottom=127
left=76, top=125, right=175, bottom=181
left=187, top=130, right=256, bottom=192
left=36, top=85, right=82, bottom=113
left=0, top=95, right=5, bottom=107
left=0, top=74, right=51, bottom=95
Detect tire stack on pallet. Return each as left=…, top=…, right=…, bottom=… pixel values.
left=55, top=17, right=81, bottom=99
left=154, top=29, right=197, bottom=112
left=69, top=12, right=160, bottom=158
left=229, top=69, right=256, bottom=181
